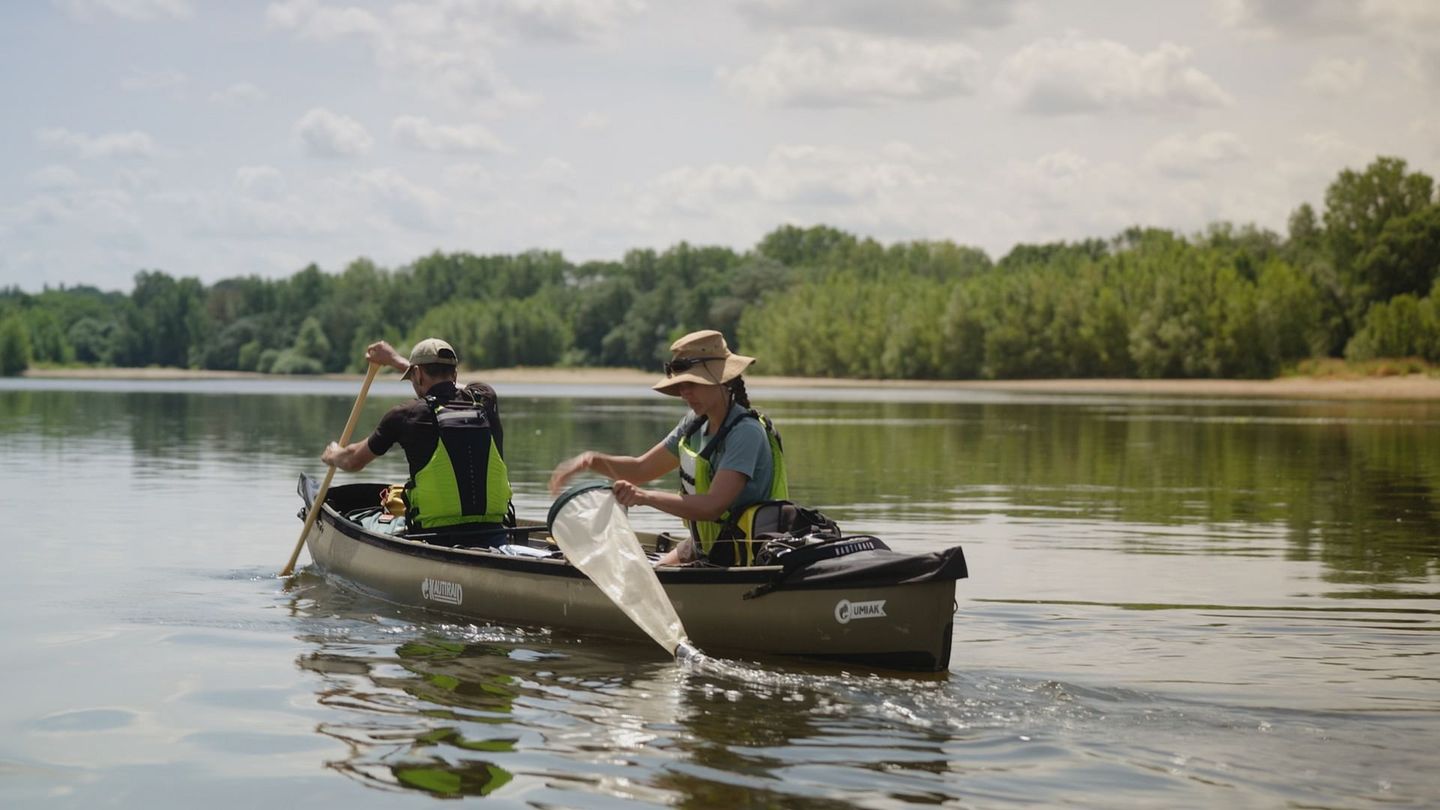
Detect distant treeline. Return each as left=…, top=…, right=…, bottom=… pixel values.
left=2, top=155, right=1438, bottom=380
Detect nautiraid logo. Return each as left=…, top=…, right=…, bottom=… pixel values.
left=834, top=599, right=887, bottom=624
left=421, top=577, right=463, bottom=605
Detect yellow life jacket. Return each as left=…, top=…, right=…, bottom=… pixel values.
left=677, top=408, right=787, bottom=564
left=406, top=392, right=512, bottom=529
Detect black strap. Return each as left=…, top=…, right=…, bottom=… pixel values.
left=683, top=409, right=759, bottom=464
left=742, top=535, right=888, bottom=600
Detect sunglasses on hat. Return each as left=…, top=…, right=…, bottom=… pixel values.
left=662, top=356, right=724, bottom=377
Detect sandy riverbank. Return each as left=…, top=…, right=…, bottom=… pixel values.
left=21, top=365, right=1440, bottom=401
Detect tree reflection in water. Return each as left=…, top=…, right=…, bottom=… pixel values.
left=297, top=636, right=520, bottom=797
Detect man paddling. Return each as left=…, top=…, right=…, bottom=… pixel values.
left=321, top=339, right=514, bottom=540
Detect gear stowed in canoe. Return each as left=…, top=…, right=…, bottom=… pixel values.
left=294, top=474, right=969, bottom=672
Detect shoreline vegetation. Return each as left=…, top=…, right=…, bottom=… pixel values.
left=4, top=156, right=1437, bottom=385
left=24, top=365, right=1440, bottom=401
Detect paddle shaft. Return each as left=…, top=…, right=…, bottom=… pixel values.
left=281, top=361, right=382, bottom=576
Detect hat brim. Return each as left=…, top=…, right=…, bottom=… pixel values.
left=652, top=354, right=754, bottom=395
left=401, top=359, right=456, bottom=381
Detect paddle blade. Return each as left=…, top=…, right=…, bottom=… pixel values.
left=548, top=485, right=688, bottom=656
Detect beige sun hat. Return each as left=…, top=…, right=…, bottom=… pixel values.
left=402, top=337, right=458, bottom=380
left=652, top=330, right=755, bottom=395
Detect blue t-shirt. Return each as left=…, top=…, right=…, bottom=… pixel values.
left=664, top=403, right=773, bottom=510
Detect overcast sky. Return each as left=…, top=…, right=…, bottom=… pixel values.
left=2, top=0, right=1437, bottom=293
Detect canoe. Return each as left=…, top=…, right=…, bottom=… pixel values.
left=296, top=474, right=968, bottom=672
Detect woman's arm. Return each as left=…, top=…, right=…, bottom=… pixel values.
left=548, top=439, right=678, bottom=495
left=612, top=468, right=748, bottom=523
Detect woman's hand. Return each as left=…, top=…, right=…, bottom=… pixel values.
left=611, top=479, right=648, bottom=508
left=548, top=451, right=593, bottom=495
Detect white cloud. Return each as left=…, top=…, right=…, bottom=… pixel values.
left=736, top=0, right=1017, bottom=37
left=643, top=143, right=936, bottom=216
left=1144, top=131, right=1250, bottom=176
left=1302, top=57, right=1366, bottom=95
left=266, top=0, right=530, bottom=106
left=293, top=108, right=372, bottom=157
left=36, top=127, right=160, bottom=159
left=210, top=82, right=268, bottom=104
left=1218, top=0, right=1370, bottom=36
left=488, top=0, right=646, bottom=43
left=997, top=35, right=1234, bottom=114
left=723, top=31, right=982, bottom=107
left=647, top=164, right=759, bottom=214
left=9, top=188, right=141, bottom=238
left=578, top=112, right=610, bottom=131
left=1296, top=131, right=1375, bottom=169
left=345, top=168, right=449, bottom=232
left=1221, top=0, right=1440, bottom=38
left=56, top=0, right=192, bottom=22
left=1411, top=118, right=1440, bottom=158
left=1223, top=0, right=1440, bottom=80
left=186, top=191, right=340, bottom=240
left=531, top=157, right=576, bottom=194
left=264, top=0, right=382, bottom=40
left=392, top=116, right=508, bottom=154
left=120, top=67, right=187, bottom=93
left=443, top=163, right=495, bottom=191
left=1006, top=150, right=1104, bottom=208
left=234, top=166, right=285, bottom=199
left=620, top=142, right=986, bottom=258
left=27, top=165, right=82, bottom=190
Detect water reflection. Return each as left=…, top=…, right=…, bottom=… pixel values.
left=303, top=638, right=521, bottom=798
left=284, top=576, right=967, bottom=805
left=3, top=382, right=1438, bottom=589
left=5, top=378, right=1439, bottom=808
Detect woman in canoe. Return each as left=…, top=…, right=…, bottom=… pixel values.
left=548, top=329, right=787, bottom=566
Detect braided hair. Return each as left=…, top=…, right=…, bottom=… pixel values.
left=726, top=376, right=751, bottom=410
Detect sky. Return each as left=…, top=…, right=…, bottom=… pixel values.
left=2, top=0, right=1438, bottom=294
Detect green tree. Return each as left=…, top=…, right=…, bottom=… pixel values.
left=1323, top=156, right=1436, bottom=321
left=23, top=309, right=72, bottom=364
left=126, top=270, right=208, bottom=367
left=756, top=224, right=858, bottom=266
left=67, top=317, right=119, bottom=364
left=1351, top=203, right=1440, bottom=304
left=0, top=316, right=30, bottom=376
left=1344, top=290, right=1440, bottom=362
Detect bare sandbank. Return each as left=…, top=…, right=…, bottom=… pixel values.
left=21, top=366, right=1440, bottom=401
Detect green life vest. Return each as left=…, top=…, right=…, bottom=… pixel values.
left=678, top=409, right=788, bottom=562
left=406, top=392, right=512, bottom=529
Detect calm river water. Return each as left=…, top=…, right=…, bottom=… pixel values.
left=1, top=377, right=1437, bottom=808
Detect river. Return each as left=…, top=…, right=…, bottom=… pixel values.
left=1, top=377, right=1436, bottom=808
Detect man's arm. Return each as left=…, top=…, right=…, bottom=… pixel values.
left=322, top=439, right=378, bottom=472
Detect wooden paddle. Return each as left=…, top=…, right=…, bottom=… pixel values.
left=281, top=361, right=381, bottom=576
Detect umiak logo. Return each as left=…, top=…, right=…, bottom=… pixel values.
left=834, top=599, right=887, bottom=624
left=421, top=577, right=463, bottom=605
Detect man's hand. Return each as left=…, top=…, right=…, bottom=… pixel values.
left=366, top=341, right=408, bottom=373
